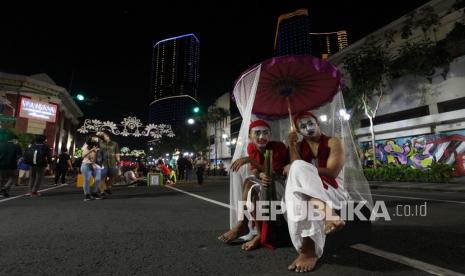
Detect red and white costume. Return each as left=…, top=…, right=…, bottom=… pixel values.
left=244, top=120, right=288, bottom=248
left=284, top=113, right=349, bottom=257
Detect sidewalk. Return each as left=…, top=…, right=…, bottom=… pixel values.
left=209, top=175, right=465, bottom=193
left=369, top=180, right=465, bottom=193
left=197, top=175, right=465, bottom=193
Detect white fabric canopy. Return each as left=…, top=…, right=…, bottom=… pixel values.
left=229, top=63, right=373, bottom=229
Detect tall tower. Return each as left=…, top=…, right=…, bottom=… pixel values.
left=274, top=8, right=312, bottom=56
left=151, top=34, right=200, bottom=101
left=149, top=34, right=200, bottom=129
left=310, top=30, right=349, bottom=59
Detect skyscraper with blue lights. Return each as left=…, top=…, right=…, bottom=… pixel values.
left=149, top=34, right=200, bottom=130
left=151, top=33, right=200, bottom=100
left=274, top=9, right=312, bottom=56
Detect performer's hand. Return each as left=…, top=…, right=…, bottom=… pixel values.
left=231, top=157, right=252, bottom=172
left=259, top=172, right=272, bottom=187
left=283, top=164, right=291, bottom=176
left=288, top=131, right=299, bottom=145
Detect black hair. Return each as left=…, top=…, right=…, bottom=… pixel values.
left=101, top=130, right=111, bottom=137
left=35, top=135, right=46, bottom=143
left=86, top=135, right=98, bottom=148
left=61, top=148, right=68, bottom=153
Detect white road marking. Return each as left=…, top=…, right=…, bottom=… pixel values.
left=167, top=185, right=465, bottom=276
left=0, top=184, right=67, bottom=203
left=362, top=192, right=465, bottom=205
left=351, top=244, right=465, bottom=276
left=165, top=185, right=231, bottom=209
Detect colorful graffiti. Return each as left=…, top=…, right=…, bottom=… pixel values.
left=360, top=130, right=465, bottom=176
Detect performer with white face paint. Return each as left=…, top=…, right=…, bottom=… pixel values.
left=284, top=111, right=349, bottom=273
left=218, top=119, right=288, bottom=251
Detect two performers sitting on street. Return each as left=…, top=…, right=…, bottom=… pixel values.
left=219, top=113, right=348, bottom=273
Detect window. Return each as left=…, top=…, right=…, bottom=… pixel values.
left=438, top=97, right=465, bottom=113
left=360, top=106, right=429, bottom=127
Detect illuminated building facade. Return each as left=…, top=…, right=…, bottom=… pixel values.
left=274, top=9, right=312, bottom=56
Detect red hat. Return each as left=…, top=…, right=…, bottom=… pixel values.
left=293, top=111, right=318, bottom=127
left=249, top=119, right=271, bottom=132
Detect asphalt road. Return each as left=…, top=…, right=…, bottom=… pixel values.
left=1, top=177, right=464, bottom=276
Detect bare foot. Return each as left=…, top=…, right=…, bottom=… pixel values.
left=241, top=235, right=261, bottom=251
left=218, top=222, right=249, bottom=243
left=325, top=213, right=345, bottom=235
left=288, top=237, right=318, bottom=273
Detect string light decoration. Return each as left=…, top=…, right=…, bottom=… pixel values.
left=77, top=116, right=175, bottom=140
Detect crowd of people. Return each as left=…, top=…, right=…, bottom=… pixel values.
left=1, top=131, right=52, bottom=198
left=1, top=128, right=230, bottom=201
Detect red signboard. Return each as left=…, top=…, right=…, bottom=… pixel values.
left=18, top=97, right=58, bottom=123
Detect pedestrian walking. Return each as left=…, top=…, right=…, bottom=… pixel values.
left=80, top=136, right=102, bottom=201
left=0, top=130, right=22, bottom=198
left=17, top=157, right=30, bottom=186
left=23, top=135, right=52, bottom=197
left=97, top=130, right=120, bottom=196
left=54, top=148, right=72, bottom=185
left=194, top=154, right=207, bottom=185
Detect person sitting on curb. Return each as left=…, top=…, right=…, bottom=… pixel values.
left=124, top=166, right=147, bottom=186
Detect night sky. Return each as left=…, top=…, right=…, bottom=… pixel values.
left=1, top=1, right=429, bottom=147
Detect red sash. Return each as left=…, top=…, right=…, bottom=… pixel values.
left=247, top=142, right=288, bottom=174
left=299, top=134, right=339, bottom=189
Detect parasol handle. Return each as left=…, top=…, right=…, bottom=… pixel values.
left=286, top=97, right=295, bottom=131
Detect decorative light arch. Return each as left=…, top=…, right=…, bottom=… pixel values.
left=77, top=116, right=175, bottom=140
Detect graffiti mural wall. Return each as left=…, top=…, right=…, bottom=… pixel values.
left=360, top=130, right=465, bottom=176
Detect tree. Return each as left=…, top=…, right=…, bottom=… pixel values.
left=194, top=105, right=230, bottom=163
left=343, top=37, right=392, bottom=168
left=7, top=128, right=35, bottom=150
left=393, top=5, right=450, bottom=83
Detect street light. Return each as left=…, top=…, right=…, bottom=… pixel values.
left=149, top=147, right=153, bottom=151
left=187, top=118, right=195, bottom=125
left=338, top=109, right=351, bottom=121
left=193, top=106, right=200, bottom=113
left=76, top=94, right=85, bottom=101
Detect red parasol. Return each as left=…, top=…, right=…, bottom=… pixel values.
left=250, top=55, right=343, bottom=121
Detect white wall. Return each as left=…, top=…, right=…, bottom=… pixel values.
left=376, top=55, right=465, bottom=116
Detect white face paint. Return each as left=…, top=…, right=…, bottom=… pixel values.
left=297, top=116, right=319, bottom=137
left=250, top=126, right=271, bottom=148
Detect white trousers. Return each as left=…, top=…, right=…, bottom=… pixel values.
left=243, top=176, right=286, bottom=239
left=285, top=160, right=348, bottom=257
